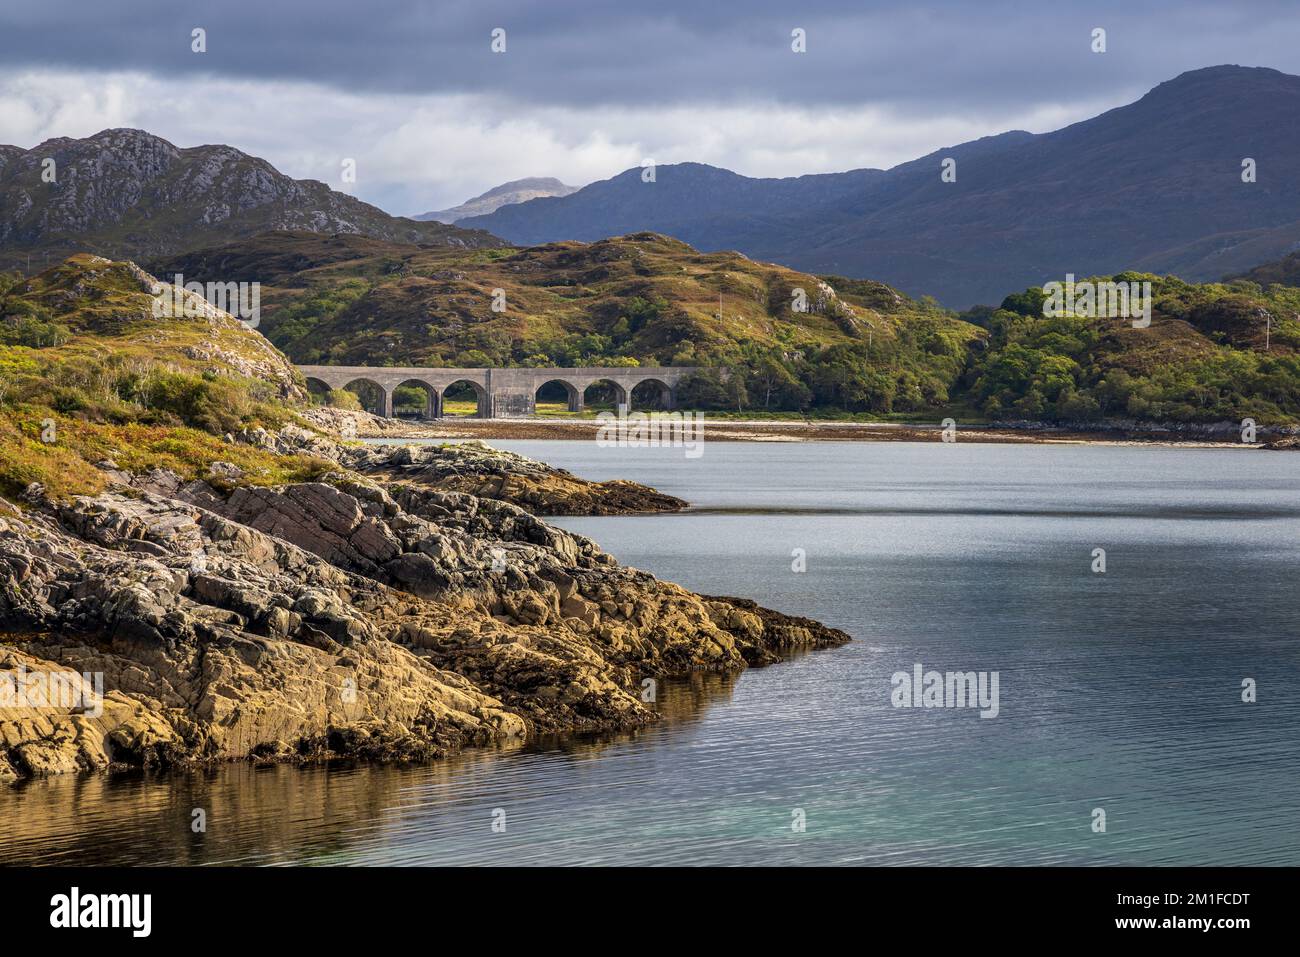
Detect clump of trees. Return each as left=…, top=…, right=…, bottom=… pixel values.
left=960, top=275, right=1300, bottom=423
left=675, top=330, right=967, bottom=415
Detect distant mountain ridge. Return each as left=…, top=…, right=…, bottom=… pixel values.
left=0, top=129, right=501, bottom=269
left=415, top=177, right=578, bottom=223
left=463, top=66, right=1300, bottom=307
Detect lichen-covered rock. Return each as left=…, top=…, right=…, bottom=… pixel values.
left=261, top=423, right=687, bottom=515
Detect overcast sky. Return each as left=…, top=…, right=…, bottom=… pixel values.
left=2, top=0, right=1298, bottom=215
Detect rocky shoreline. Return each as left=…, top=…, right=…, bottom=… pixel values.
left=0, top=428, right=847, bottom=782
left=299, top=409, right=689, bottom=513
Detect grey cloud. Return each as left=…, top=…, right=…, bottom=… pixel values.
left=5, top=0, right=1300, bottom=216
left=3, top=0, right=1299, bottom=114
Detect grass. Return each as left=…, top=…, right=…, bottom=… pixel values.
left=0, top=256, right=335, bottom=502
left=0, top=408, right=333, bottom=500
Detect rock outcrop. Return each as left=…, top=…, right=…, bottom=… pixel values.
left=0, top=433, right=846, bottom=782
left=269, top=417, right=688, bottom=515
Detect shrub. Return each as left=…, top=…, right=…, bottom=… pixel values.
left=0, top=314, right=72, bottom=348
left=327, top=388, right=363, bottom=411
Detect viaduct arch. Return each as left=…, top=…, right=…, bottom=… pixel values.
left=297, top=365, right=699, bottom=419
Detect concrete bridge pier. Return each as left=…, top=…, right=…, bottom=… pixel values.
left=488, top=378, right=537, bottom=417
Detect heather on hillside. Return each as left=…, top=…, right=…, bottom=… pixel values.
left=155, top=232, right=1300, bottom=425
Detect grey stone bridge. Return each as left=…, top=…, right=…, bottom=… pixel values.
left=296, top=365, right=699, bottom=418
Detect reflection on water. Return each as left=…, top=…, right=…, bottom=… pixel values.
left=0, top=671, right=741, bottom=866
left=3, top=441, right=1299, bottom=866
left=686, top=503, right=1300, bottom=519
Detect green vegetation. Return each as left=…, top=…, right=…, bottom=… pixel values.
left=160, top=231, right=986, bottom=417
left=0, top=256, right=328, bottom=500
left=961, top=274, right=1300, bottom=423
left=98, top=235, right=1300, bottom=430
left=326, top=388, right=363, bottom=411
left=266, top=279, right=369, bottom=348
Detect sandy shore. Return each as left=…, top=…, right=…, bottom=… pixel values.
left=340, top=414, right=1258, bottom=448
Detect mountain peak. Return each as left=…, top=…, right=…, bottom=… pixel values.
left=414, top=177, right=579, bottom=223
left=0, top=130, right=502, bottom=269
left=1139, top=64, right=1298, bottom=102
left=478, top=177, right=574, bottom=200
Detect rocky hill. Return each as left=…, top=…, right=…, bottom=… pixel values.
left=153, top=229, right=982, bottom=414
left=464, top=67, right=1300, bottom=308
left=152, top=229, right=1300, bottom=426
left=186, top=231, right=964, bottom=367
left=0, top=129, right=502, bottom=271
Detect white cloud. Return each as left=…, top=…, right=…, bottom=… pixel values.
left=0, top=69, right=1124, bottom=216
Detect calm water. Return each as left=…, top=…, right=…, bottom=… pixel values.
left=3, top=441, right=1298, bottom=866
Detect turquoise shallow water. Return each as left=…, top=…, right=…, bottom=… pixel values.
left=2, top=440, right=1297, bottom=865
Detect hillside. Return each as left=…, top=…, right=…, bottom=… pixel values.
left=153, top=230, right=1300, bottom=426
left=0, top=129, right=502, bottom=271
left=415, top=177, right=578, bottom=223
left=0, top=253, right=322, bottom=498
left=153, top=229, right=983, bottom=414
left=462, top=163, right=882, bottom=274
left=1227, top=251, right=1300, bottom=287
left=463, top=66, right=1300, bottom=308
left=959, top=273, right=1300, bottom=424
left=0, top=251, right=710, bottom=504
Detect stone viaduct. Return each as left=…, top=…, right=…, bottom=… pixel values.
left=296, top=365, right=699, bottom=419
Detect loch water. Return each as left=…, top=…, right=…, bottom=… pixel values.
left=2, top=441, right=1297, bottom=866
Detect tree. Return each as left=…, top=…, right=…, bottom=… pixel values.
left=676, top=369, right=749, bottom=411
left=748, top=353, right=809, bottom=409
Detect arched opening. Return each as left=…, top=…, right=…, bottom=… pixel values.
left=630, top=378, right=673, bottom=411
left=393, top=379, right=438, bottom=420
left=534, top=379, right=583, bottom=415
left=303, top=376, right=333, bottom=407
left=442, top=379, right=488, bottom=418
left=582, top=379, right=629, bottom=413
left=341, top=378, right=387, bottom=416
